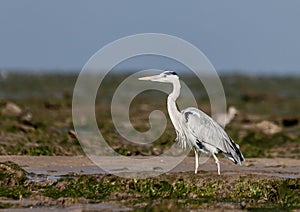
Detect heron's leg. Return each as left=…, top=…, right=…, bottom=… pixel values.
left=212, top=153, right=221, bottom=175
left=194, top=150, right=199, bottom=174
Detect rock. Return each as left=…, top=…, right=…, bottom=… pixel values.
left=30, top=194, right=53, bottom=206
left=1, top=102, right=22, bottom=117
left=0, top=161, right=27, bottom=188
left=68, top=129, right=77, bottom=138
left=56, top=197, right=75, bottom=207
left=19, top=111, right=33, bottom=123
left=44, top=100, right=61, bottom=110
left=255, top=120, right=282, bottom=135
left=241, top=93, right=266, bottom=102
left=240, top=200, right=246, bottom=209
left=17, top=124, right=35, bottom=133
left=282, top=118, right=299, bottom=127
left=152, top=147, right=162, bottom=155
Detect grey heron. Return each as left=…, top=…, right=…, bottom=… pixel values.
left=139, top=71, right=244, bottom=175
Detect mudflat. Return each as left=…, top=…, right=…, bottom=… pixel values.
left=0, top=156, right=299, bottom=178
left=0, top=73, right=299, bottom=210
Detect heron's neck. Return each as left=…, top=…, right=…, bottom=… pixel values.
left=169, top=79, right=181, bottom=101
left=167, top=80, right=181, bottom=130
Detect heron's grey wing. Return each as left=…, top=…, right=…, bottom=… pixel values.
left=181, top=107, right=228, bottom=151
left=181, top=107, right=244, bottom=164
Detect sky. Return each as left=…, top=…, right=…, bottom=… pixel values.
left=0, top=0, right=300, bottom=75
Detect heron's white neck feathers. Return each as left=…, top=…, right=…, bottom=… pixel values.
left=169, top=79, right=181, bottom=101
left=167, top=79, right=182, bottom=132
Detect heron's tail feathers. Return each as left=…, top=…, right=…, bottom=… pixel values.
left=223, top=138, right=245, bottom=165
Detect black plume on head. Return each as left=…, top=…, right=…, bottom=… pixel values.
left=163, top=70, right=178, bottom=76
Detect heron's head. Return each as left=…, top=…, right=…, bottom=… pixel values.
left=138, top=71, right=179, bottom=83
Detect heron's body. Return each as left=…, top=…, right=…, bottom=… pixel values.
left=139, top=71, right=244, bottom=174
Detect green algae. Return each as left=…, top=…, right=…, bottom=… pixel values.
left=0, top=162, right=299, bottom=209
left=239, top=131, right=296, bottom=158
left=0, top=161, right=30, bottom=200
left=31, top=175, right=300, bottom=209
left=43, top=175, right=120, bottom=200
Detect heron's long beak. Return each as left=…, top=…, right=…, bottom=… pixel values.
left=138, top=75, right=160, bottom=81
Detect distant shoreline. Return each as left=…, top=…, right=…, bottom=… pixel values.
left=1, top=69, right=300, bottom=77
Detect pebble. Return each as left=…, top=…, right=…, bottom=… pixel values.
left=255, top=120, right=282, bottom=135
left=1, top=102, right=22, bottom=117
